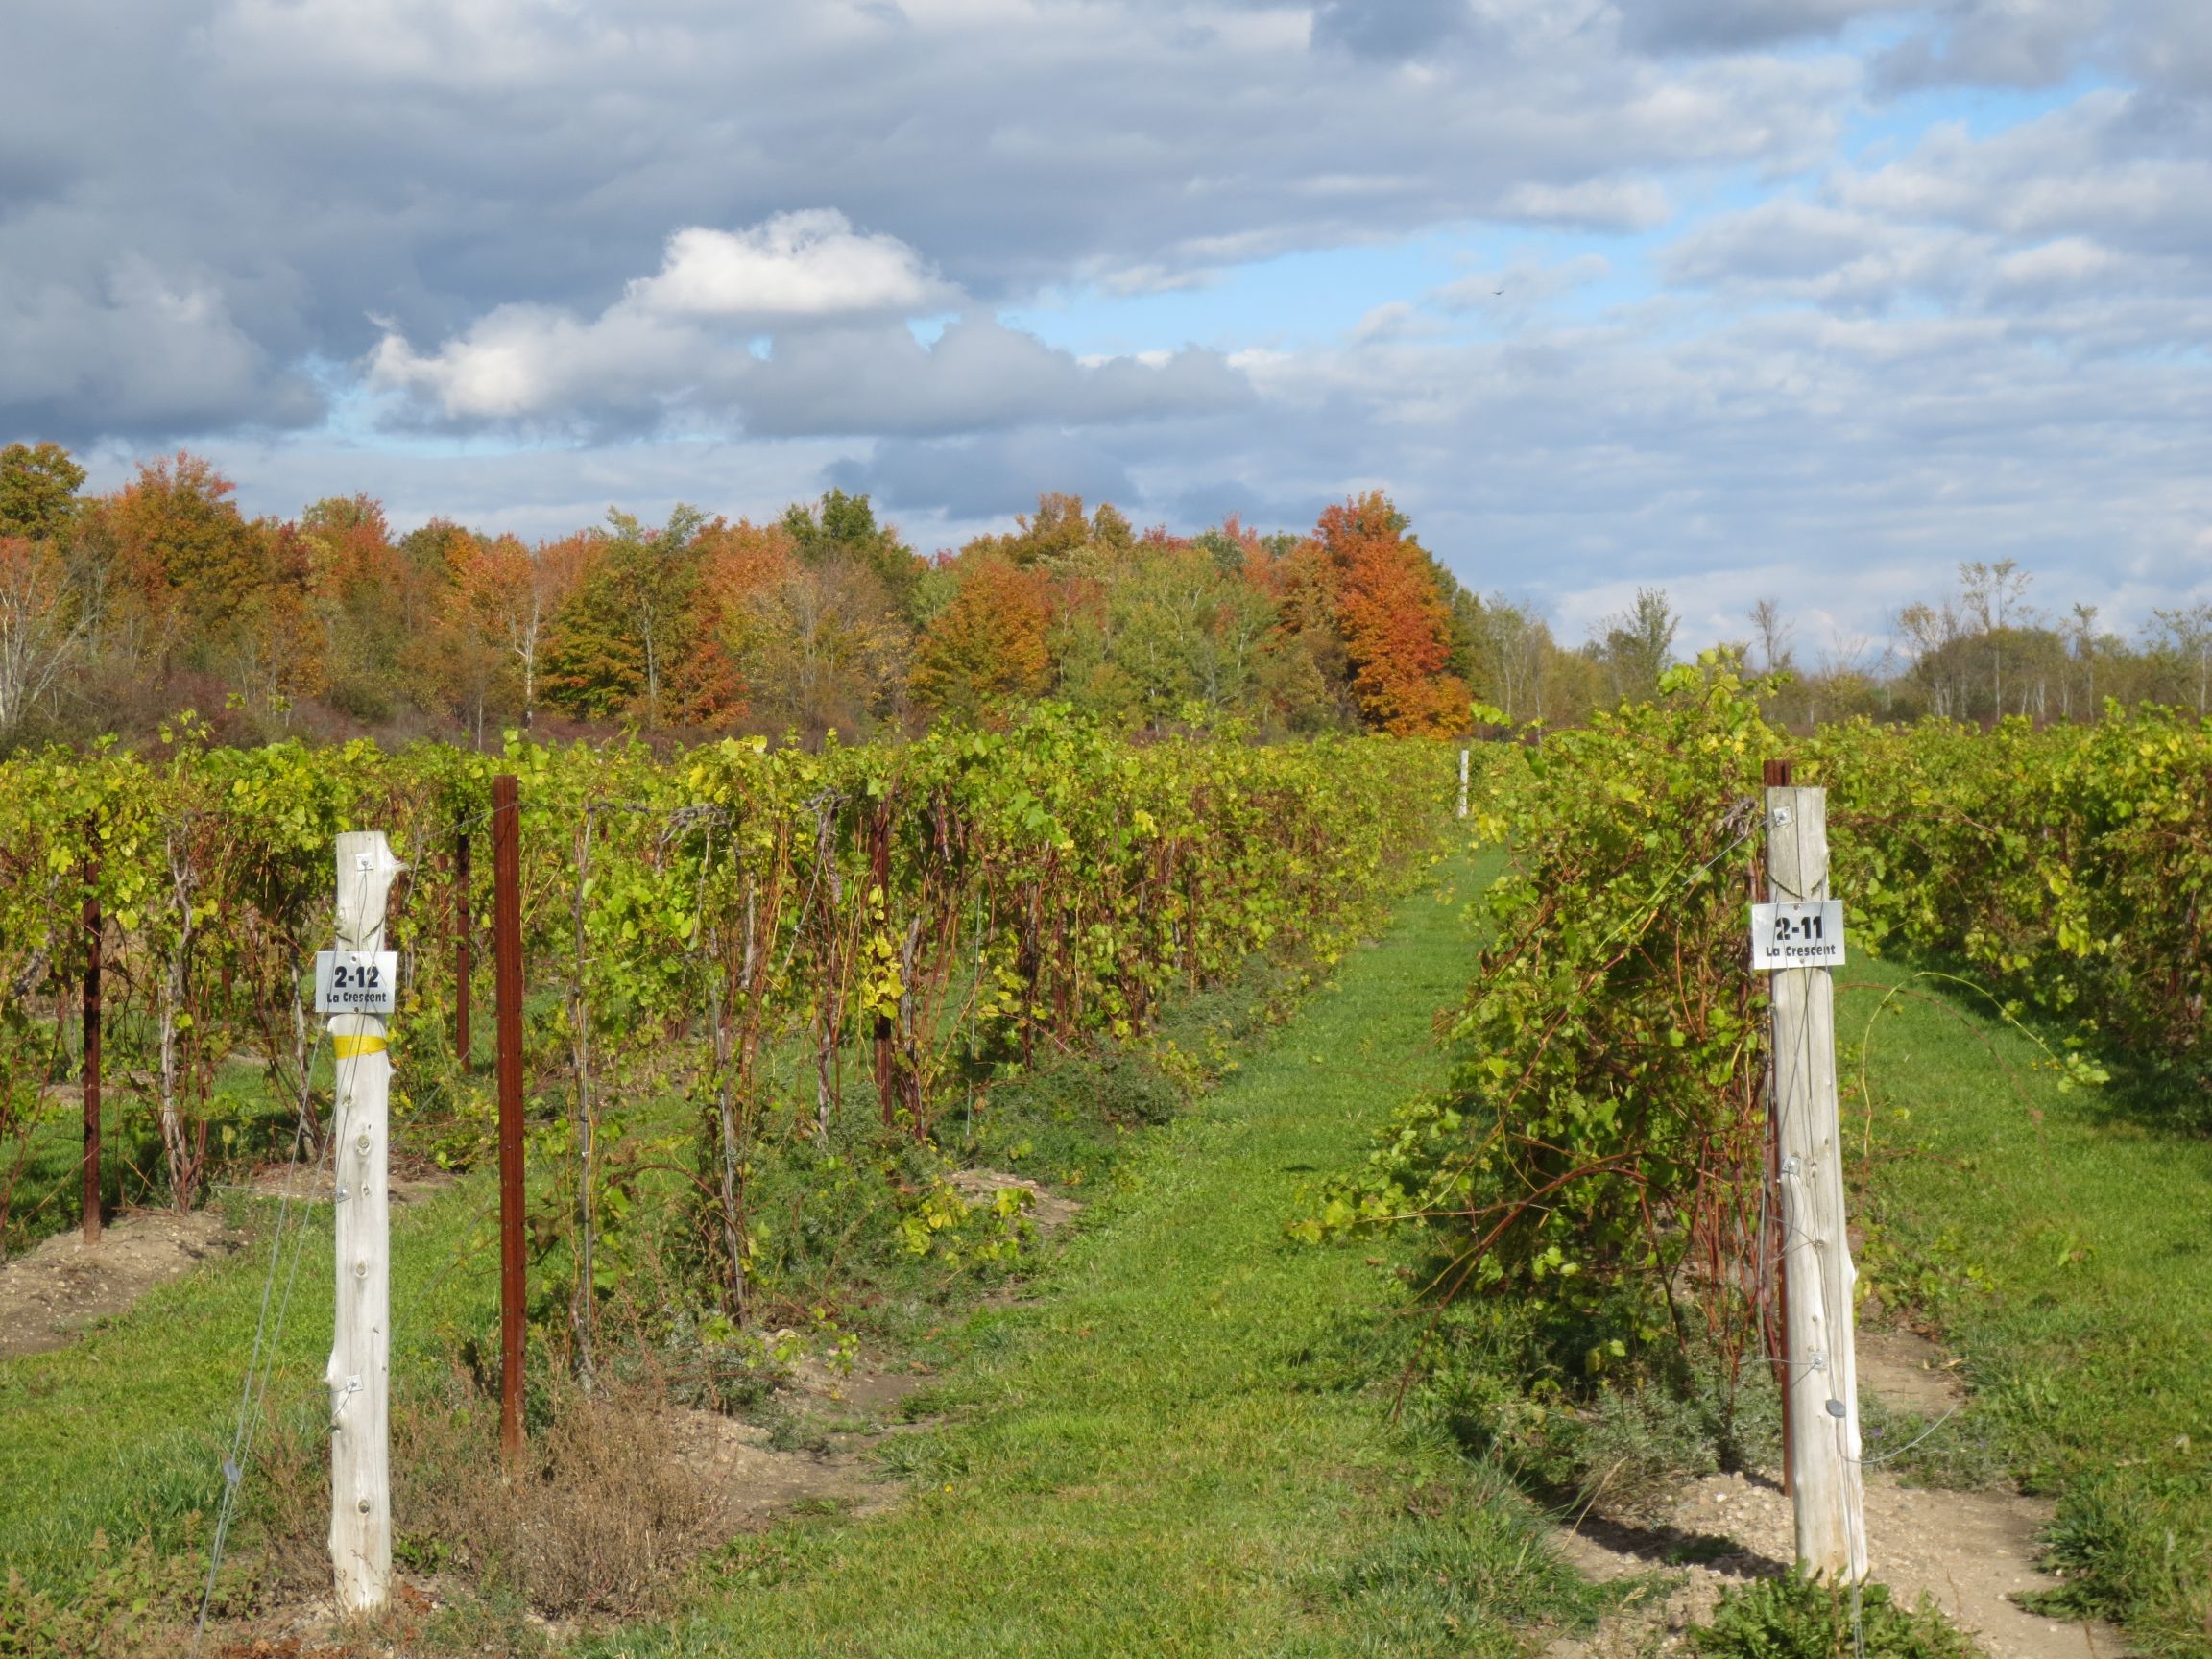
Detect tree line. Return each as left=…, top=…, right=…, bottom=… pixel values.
left=0, top=443, right=1491, bottom=751
left=3, top=441, right=2201, bottom=754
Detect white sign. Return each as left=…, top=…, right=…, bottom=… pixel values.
left=314, top=950, right=399, bottom=1014
left=1750, top=901, right=1845, bottom=970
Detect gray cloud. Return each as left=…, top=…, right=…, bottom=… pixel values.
left=1, top=0, right=1854, bottom=441
left=8, top=0, right=2210, bottom=650
left=1875, top=0, right=2098, bottom=89
left=1869, top=0, right=2212, bottom=95
left=829, top=431, right=1138, bottom=522
left=0, top=253, right=324, bottom=442
left=1616, top=0, right=1907, bottom=53
left=1310, top=0, right=1473, bottom=61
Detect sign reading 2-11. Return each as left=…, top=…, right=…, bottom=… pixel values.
left=1748, top=901, right=1846, bottom=971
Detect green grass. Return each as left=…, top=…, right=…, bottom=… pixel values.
left=588, top=853, right=1603, bottom=1659
left=1840, top=958, right=2212, bottom=1655
left=0, top=1171, right=502, bottom=1579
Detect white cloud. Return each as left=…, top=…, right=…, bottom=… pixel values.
left=367, top=213, right=1248, bottom=435
left=1497, top=178, right=1671, bottom=231
left=628, top=215, right=954, bottom=320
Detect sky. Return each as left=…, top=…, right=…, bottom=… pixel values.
left=3, top=0, right=2207, bottom=656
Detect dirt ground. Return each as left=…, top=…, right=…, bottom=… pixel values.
left=949, top=1166, right=1085, bottom=1231
left=0, top=1166, right=454, bottom=1363
left=0, top=1208, right=244, bottom=1360
left=1548, top=1330, right=2128, bottom=1659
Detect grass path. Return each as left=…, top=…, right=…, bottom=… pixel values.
left=1839, top=962, right=2212, bottom=1651
left=600, top=851, right=1593, bottom=1659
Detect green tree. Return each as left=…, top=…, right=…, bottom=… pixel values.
left=0, top=443, right=86, bottom=543
left=1596, top=587, right=1678, bottom=703
left=782, top=490, right=923, bottom=619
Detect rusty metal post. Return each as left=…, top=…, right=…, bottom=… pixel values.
left=82, top=857, right=101, bottom=1246
left=454, top=831, right=473, bottom=1062
left=872, top=805, right=895, bottom=1130
left=492, top=776, right=527, bottom=1461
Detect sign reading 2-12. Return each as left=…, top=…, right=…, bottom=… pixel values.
left=315, top=950, right=399, bottom=1014
left=1749, top=901, right=1846, bottom=971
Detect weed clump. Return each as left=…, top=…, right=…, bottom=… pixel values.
left=248, top=1368, right=724, bottom=1622
left=1690, top=1572, right=1984, bottom=1659
left=394, top=1373, right=723, bottom=1618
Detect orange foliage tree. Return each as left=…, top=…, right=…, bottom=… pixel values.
left=912, top=555, right=1055, bottom=724
left=1311, top=492, right=1468, bottom=736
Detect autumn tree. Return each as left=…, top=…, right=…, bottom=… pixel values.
left=668, top=517, right=800, bottom=727
left=912, top=556, right=1053, bottom=724
left=966, top=493, right=1132, bottom=571
left=1594, top=588, right=1678, bottom=703
left=1468, top=595, right=1551, bottom=724
left=440, top=530, right=590, bottom=727
left=100, top=452, right=264, bottom=658
left=228, top=519, right=326, bottom=724
left=1054, top=535, right=1274, bottom=726
left=301, top=495, right=415, bottom=722
left=541, top=507, right=709, bottom=726
left=736, top=554, right=909, bottom=736
left=1310, top=493, right=1468, bottom=735
left=1238, top=529, right=1352, bottom=733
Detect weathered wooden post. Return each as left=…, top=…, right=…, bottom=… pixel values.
left=1758, top=780, right=1867, bottom=1581
left=1457, top=748, right=1471, bottom=820
left=491, top=776, right=527, bottom=1463
left=324, top=831, right=405, bottom=1616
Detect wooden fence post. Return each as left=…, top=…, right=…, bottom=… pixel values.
left=1765, top=781, right=1868, bottom=1582
left=328, top=831, right=404, bottom=1616
left=82, top=856, right=101, bottom=1246
left=1457, top=748, right=1470, bottom=820
left=492, top=776, right=527, bottom=1463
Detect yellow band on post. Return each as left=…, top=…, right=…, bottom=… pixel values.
left=332, top=1034, right=388, bottom=1059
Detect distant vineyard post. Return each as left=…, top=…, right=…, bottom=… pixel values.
left=1456, top=748, right=1469, bottom=820
left=1765, top=778, right=1868, bottom=1582
left=492, top=774, right=527, bottom=1463
left=327, top=830, right=404, bottom=1616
